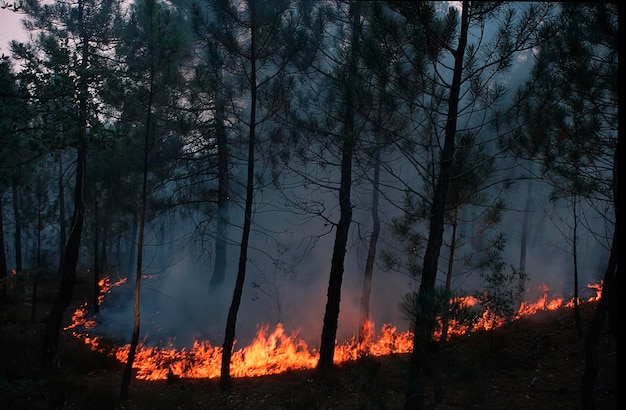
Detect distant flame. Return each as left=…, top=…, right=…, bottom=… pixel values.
left=66, top=279, right=602, bottom=380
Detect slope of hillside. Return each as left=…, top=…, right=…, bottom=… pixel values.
left=0, top=272, right=616, bottom=409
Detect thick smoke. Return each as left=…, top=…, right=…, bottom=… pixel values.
left=93, top=173, right=610, bottom=351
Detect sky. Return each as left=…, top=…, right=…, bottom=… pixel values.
left=0, top=8, right=28, bottom=56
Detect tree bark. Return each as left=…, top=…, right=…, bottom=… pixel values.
left=0, top=195, right=7, bottom=301
left=42, top=0, right=89, bottom=366
left=405, top=2, right=469, bottom=409
left=209, top=80, right=229, bottom=291
left=220, top=15, right=257, bottom=392
left=58, top=156, right=66, bottom=275
left=11, top=173, right=22, bottom=272
left=358, top=151, right=380, bottom=349
left=580, top=132, right=619, bottom=409
left=318, top=1, right=359, bottom=373
left=93, top=185, right=100, bottom=314
left=42, top=144, right=86, bottom=366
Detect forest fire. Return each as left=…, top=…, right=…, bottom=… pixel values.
left=66, top=278, right=602, bottom=381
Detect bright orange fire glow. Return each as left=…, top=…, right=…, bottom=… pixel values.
left=67, top=279, right=602, bottom=381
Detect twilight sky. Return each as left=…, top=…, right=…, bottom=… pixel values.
left=0, top=8, right=28, bottom=56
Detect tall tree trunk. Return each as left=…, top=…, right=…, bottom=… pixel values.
left=580, top=140, right=619, bottom=409
left=58, top=155, right=66, bottom=275
left=518, top=178, right=532, bottom=300
left=405, top=2, right=469, bottom=409
left=42, top=146, right=86, bottom=366
left=220, top=18, right=257, bottom=392
left=11, top=173, right=22, bottom=272
left=0, top=195, right=7, bottom=302
left=439, top=207, right=459, bottom=344
left=42, top=0, right=89, bottom=366
left=317, top=0, right=359, bottom=373
left=358, top=150, right=380, bottom=349
left=572, top=196, right=582, bottom=339
left=31, top=190, right=43, bottom=323
left=209, top=80, right=229, bottom=291
left=100, top=220, right=108, bottom=272
left=119, top=158, right=147, bottom=401
left=127, top=212, right=138, bottom=277
left=120, top=83, right=154, bottom=401
left=93, top=186, right=100, bottom=314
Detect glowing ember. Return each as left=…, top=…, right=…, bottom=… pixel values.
left=66, top=278, right=603, bottom=380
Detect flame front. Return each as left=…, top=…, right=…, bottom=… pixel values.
left=67, top=280, right=602, bottom=381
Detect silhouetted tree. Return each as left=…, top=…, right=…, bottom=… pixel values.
left=188, top=2, right=232, bottom=292
left=13, top=0, right=121, bottom=367
left=113, top=0, right=189, bottom=399
left=387, top=2, right=555, bottom=408
left=495, top=4, right=617, bottom=408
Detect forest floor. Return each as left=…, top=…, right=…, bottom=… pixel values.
left=0, top=270, right=617, bottom=409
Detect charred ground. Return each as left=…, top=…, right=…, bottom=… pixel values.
left=0, top=270, right=617, bottom=409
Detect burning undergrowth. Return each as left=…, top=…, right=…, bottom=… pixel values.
left=64, top=273, right=603, bottom=382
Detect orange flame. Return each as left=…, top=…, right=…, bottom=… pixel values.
left=67, top=279, right=602, bottom=380
left=98, top=276, right=128, bottom=305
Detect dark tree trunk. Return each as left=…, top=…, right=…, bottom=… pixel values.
left=439, top=207, right=458, bottom=344
left=580, top=133, right=619, bottom=409
left=120, top=80, right=154, bottom=402
left=0, top=195, right=7, bottom=302
left=93, top=187, right=100, bottom=314
left=405, top=2, right=469, bottom=409
left=42, top=0, right=89, bottom=365
left=220, top=21, right=257, bottom=392
left=127, top=212, right=138, bottom=278
left=580, top=237, right=617, bottom=409
left=318, top=1, right=359, bottom=373
left=209, top=85, right=229, bottom=291
left=119, top=200, right=146, bottom=400
left=119, top=171, right=147, bottom=401
left=358, top=151, right=380, bottom=349
left=11, top=173, right=22, bottom=272
left=318, top=138, right=353, bottom=371
left=572, top=198, right=583, bottom=339
left=31, top=196, right=42, bottom=323
left=58, top=156, right=66, bottom=275
left=518, top=179, right=532, bottom=297
left=100, top=220, right=108, bottom=272
left=42, top=142, right=86, bottom=366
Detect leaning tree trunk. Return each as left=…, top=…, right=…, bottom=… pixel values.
left=119, top=154, right=148, bottom=401
left=580, top=231, right=617, bottom=409
left=317, top=0, right=359, bottom=373
left=571, top=196, right=583, bottom=339
left=0, top=195, right=8, bottom=302
left=209, top=83, right=229, bottom=292
left=518, top=177, right=532, bottom=303
left=439, top=207, right=459, bottom=344
left=11, top=173, right=22, bottom=272
left=580, top=140, right=619, bottom=409
left=42, top=4, right=89, bottom=365
left=358, top=150, right=380, bottom=350
left=120, top=68, right=155, bottom=399
left=57, top=155, right=66, bottom=275
left=42, top=142, right=86, bottom=366
left=93, top=186, right=100, bottom=314
left=405, top=2, right=468, bottom=409
left=318, top=137, right=353, bottom=371
left=220, top=25, right=257, bottom=392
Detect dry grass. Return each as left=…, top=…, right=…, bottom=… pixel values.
left=0, top=271, right=616, bottom=409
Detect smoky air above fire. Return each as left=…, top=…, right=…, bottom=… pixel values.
left=94, top=231, right=413, bottom=349
left=89, top=175, right=608, bottom=351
